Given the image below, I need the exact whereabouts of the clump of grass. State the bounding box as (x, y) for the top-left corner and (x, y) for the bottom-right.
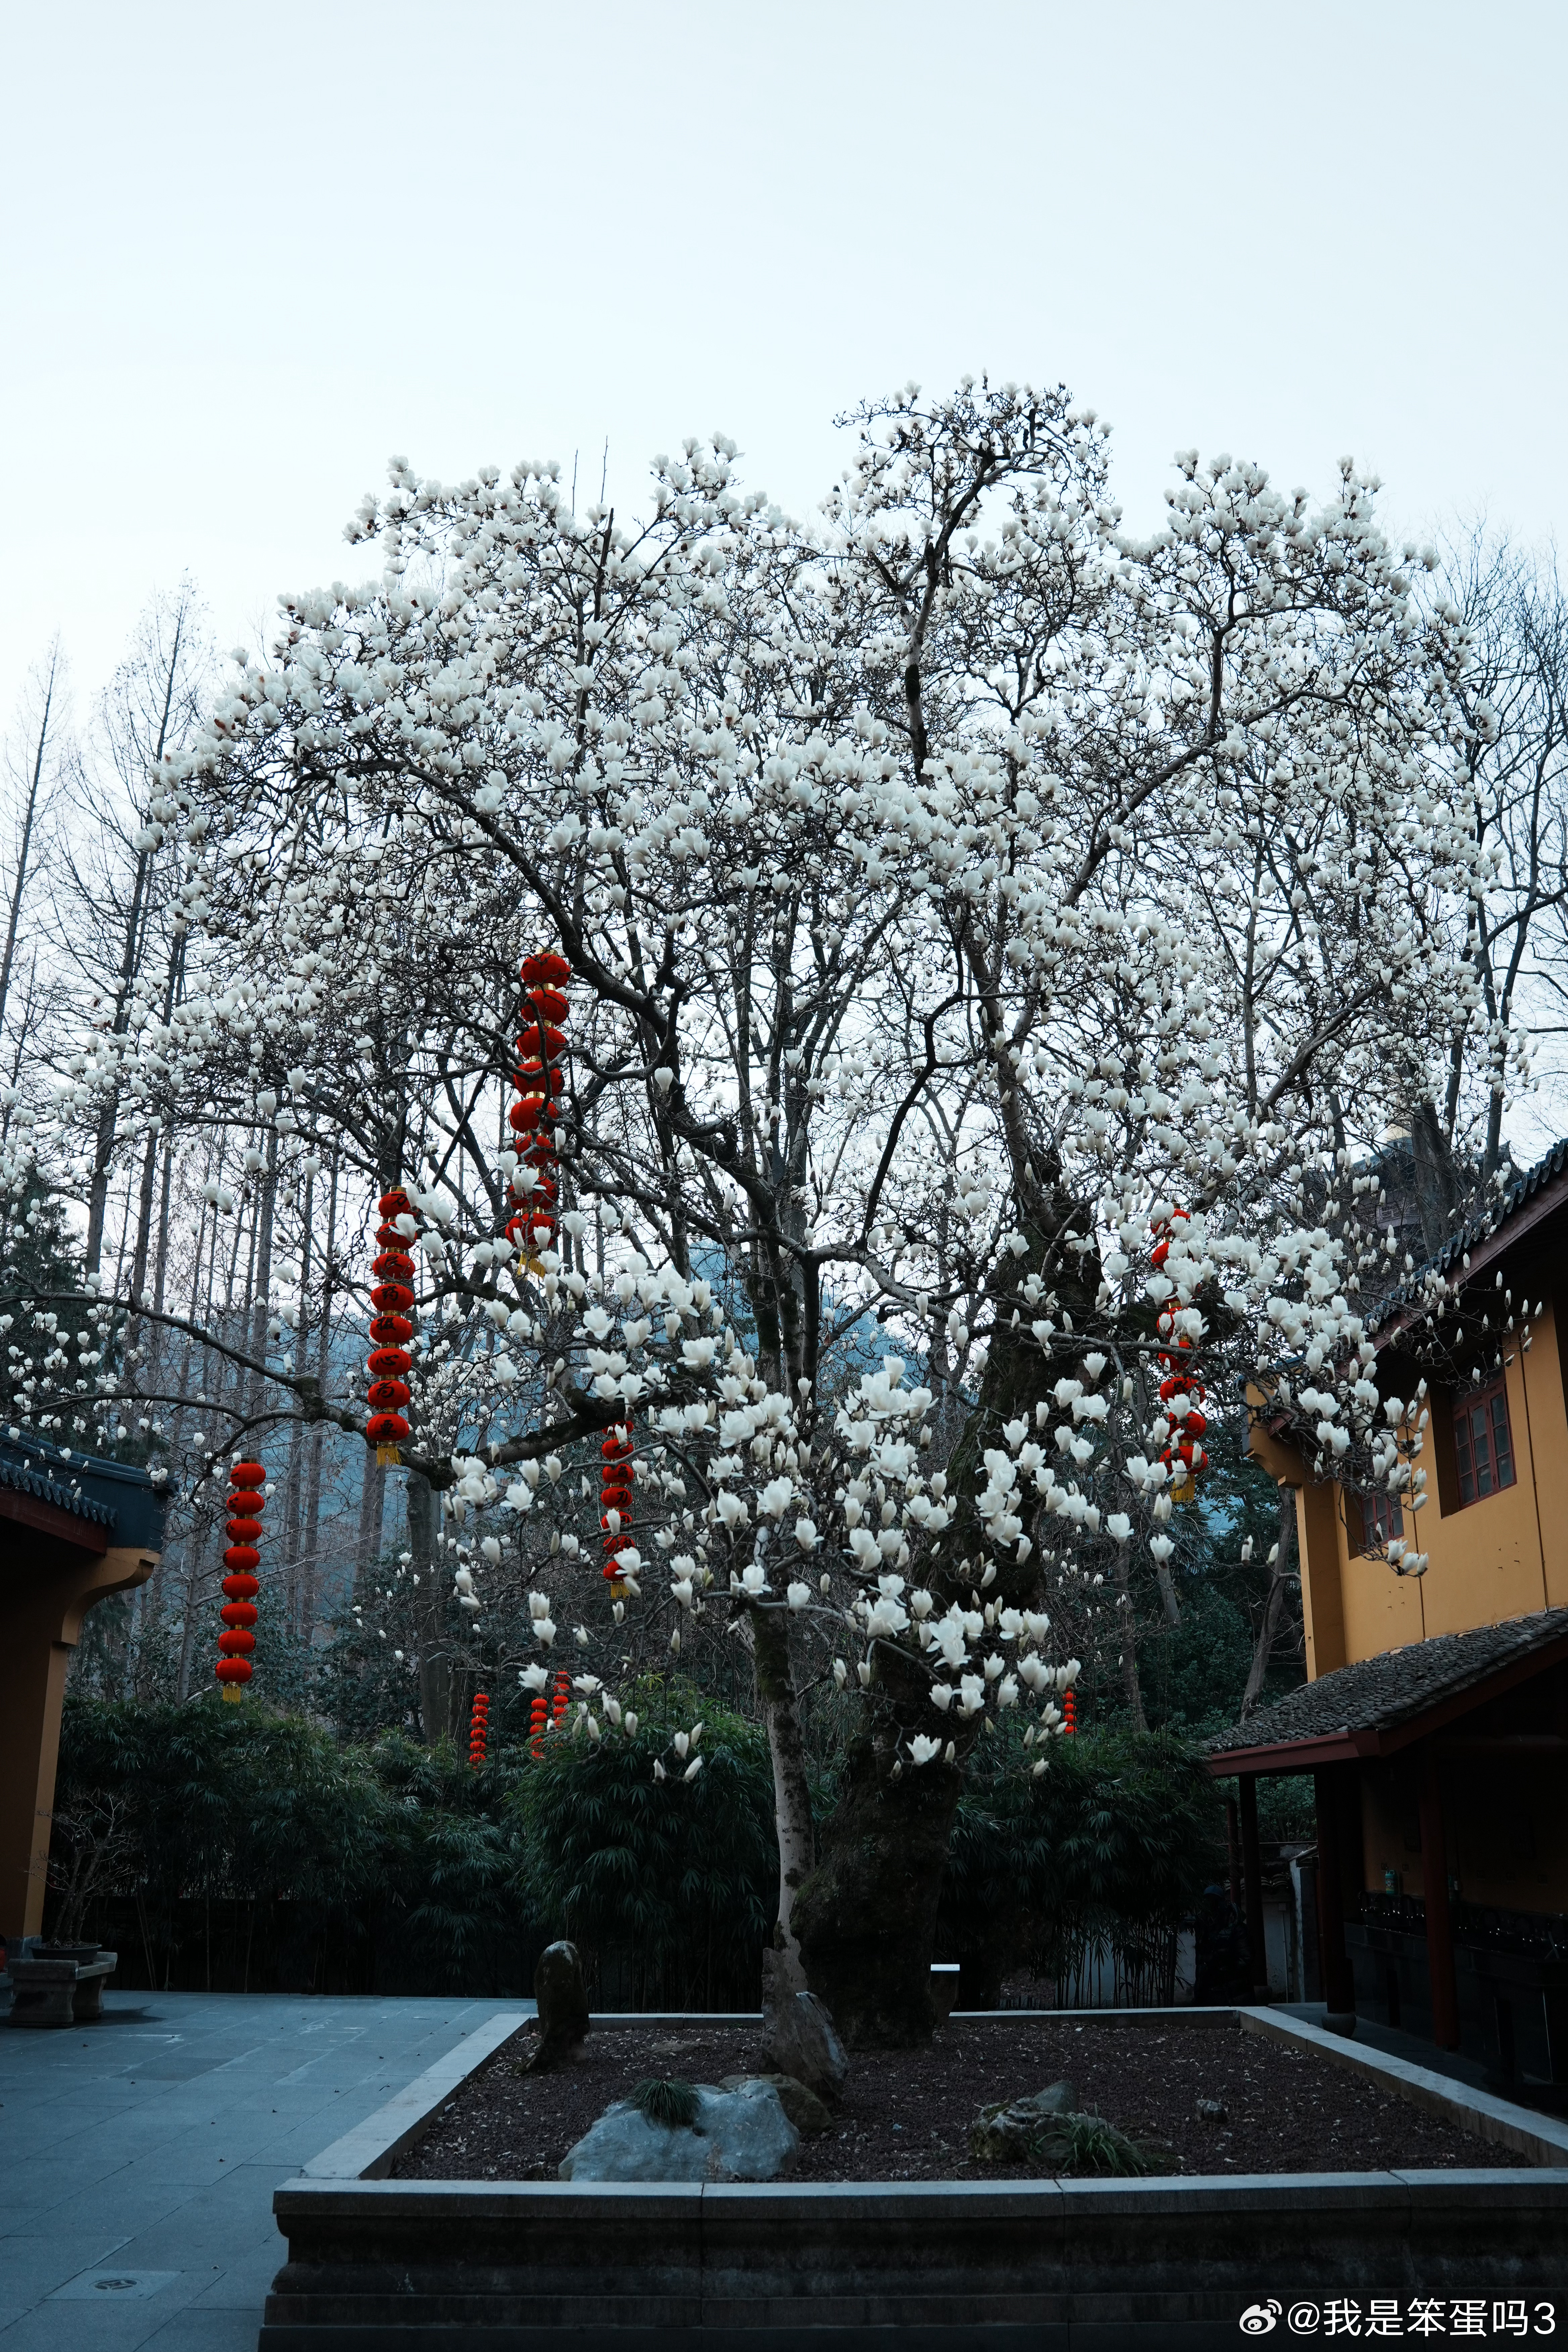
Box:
(630, 2076), (701, 2129)
(971, 2100), (1177, 2176)
(1050, 2111), (1174, 2177)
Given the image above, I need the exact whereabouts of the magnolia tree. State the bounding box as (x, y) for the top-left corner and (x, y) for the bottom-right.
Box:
(5, 380), (1509, 2042)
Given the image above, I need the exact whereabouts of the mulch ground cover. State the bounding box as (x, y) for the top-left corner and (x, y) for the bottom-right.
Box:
(391, 2017), (1521, 2182)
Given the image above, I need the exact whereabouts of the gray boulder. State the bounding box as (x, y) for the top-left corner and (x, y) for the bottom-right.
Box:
(760, 1951), (848, 2100)
(526, 1940), (590, 2071)
(969, 2078), (1077, 2163)
(720, 2070), (835, 2136)
(559, 2079), (798, 2182)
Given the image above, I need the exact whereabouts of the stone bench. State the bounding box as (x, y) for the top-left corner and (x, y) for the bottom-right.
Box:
(8, 1951), (117, 2027)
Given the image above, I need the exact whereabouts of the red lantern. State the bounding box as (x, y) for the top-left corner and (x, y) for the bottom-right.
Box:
(366, 1188), (417, 1464)
(468, 1690), (490, 1771)
(1063, 1689), (1077, 1736)
(216, 1460), (266, 1701)
(506, 952), (570, 1259)
(529, 1688), (549, 1759)
(600, 1422), (635, 1596)
(1149, 1210), (1208, 1503)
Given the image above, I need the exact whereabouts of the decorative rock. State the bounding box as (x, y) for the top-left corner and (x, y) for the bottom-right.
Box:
(1195, 2096), (1228, 2123)
(761, 1952), (848, 2100)
(526, 1940), (590, 2071)
(559, 2079), (798, 2182)
(720, 2071), (835, 2136)
(968, 2079), (1078, 2163)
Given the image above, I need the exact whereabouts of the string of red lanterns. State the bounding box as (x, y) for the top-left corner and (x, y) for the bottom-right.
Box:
(508, 951), (570, 1261)
(600, 1420), (635, 1599)
(367, 1185), (417, 1468)
(468, 1690), (490, 1772)
(1062, 1688), (1077, 1736)
(529, 1669), (572, 1760)
(1151, 1207), (1207, 1504)
(216, 1460), (266, 1702)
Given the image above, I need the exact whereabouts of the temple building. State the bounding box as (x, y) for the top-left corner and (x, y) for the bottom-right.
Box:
(0, 1437), (166, 1949)
(1215, 1140), (1568, 2101)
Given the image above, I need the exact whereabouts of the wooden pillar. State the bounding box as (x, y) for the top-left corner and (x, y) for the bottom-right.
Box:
(1238, 1774), (1270, 2001)
(1419, 1747), (1460, 2051)
(0, 1536), (157, 1941)
(1313, 1765), (1356, 2029)
(1225, 1796), (1242, 1910)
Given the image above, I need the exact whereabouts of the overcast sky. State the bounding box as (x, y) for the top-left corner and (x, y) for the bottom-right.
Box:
(3, 0), (1564, 734)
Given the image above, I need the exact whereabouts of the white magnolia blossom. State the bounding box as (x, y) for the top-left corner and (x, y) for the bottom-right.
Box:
(5, 378), (1522, 1958)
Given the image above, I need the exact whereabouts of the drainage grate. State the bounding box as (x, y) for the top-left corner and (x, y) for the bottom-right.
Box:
(52, 2269), (181, 2300)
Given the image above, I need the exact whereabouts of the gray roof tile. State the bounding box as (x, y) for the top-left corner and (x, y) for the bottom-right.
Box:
(1208, 1606), (1568, 1754)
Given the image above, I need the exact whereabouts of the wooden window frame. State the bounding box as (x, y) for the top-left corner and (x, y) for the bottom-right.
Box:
(1451, 1374), (1517, 1509)
(1352, 1485), (1405, 1557)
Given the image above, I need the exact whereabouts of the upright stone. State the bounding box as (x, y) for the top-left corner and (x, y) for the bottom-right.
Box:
(528, 1940), (590, 2070)
(761, 1950), (848, 2099)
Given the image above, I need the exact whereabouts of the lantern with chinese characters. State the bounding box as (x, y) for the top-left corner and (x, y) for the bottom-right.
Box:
(507, 952), (570, 1260)
(600, 1421), (634, 1597)
(367, 1186), (417, 1466)
(468, 1690), (490, 1772)
(216, 1460), (266, 1701)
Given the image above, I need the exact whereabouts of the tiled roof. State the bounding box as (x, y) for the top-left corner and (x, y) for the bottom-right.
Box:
(1379, 1136), (1568, 1327)
(1208, 1607), (1568, 1756)
(0, 1450), (117, 1529)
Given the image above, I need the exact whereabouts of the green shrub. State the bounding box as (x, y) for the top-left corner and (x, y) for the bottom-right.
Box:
(937, 1724), (1222, 2004)
(512, 1681), (777, 2008)
(49, 1695), (538, 1995)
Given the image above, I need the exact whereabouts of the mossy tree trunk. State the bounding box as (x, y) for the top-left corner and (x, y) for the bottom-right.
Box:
(794, 1192), (1100, 2046)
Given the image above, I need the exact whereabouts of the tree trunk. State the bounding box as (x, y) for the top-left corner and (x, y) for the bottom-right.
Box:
(1242, 1489), (1300, 1716)
(748, 1598), (814, 1985)
(356, 1457), (386, 1581)
(300, 1150), (339, 1645)
(792, 1199), (1099, 2045)
(1113, 1542), (1149, 1730)
(85, 845), (153, 1279)
(0, 646), (58, 1043)
(247, 1130), (278, 1423)
(793, 1633), (977, 2046)
(1410, 1099), (1462, 1258)
(408, 1473), (453, 1743)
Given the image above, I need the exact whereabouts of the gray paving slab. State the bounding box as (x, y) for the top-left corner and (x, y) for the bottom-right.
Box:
(0, 1988), (525, 2347)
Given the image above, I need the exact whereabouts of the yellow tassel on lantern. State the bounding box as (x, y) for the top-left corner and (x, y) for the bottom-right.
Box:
(220, 1685), (243, 1705)
(1170, 1469), (1196, 1505)
(376, 1442), (403, 1468)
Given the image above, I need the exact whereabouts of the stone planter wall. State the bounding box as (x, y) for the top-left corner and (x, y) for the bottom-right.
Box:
(259, 2008), (1568, 2349)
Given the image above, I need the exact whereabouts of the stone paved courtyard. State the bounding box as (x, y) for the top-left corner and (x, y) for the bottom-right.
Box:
(0, 1988), (516, 2349)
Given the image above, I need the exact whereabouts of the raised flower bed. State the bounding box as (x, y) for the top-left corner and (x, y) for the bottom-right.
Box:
(259, 2008), (1568, 2347)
